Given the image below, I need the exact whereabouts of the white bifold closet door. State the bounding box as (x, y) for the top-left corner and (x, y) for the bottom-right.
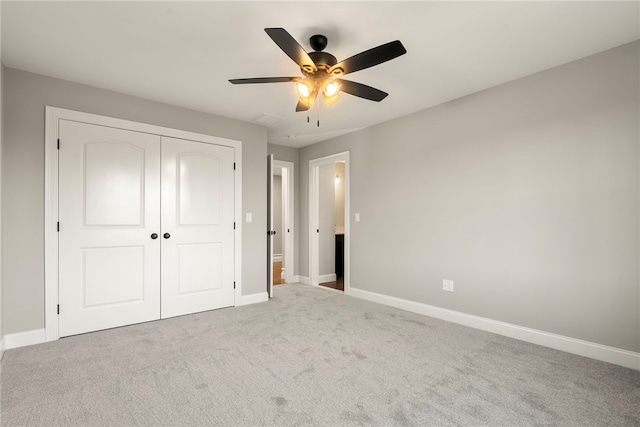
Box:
(58, 120), (234, 338)
(160, 136), (235, 319)
(58, 121), (161, 337)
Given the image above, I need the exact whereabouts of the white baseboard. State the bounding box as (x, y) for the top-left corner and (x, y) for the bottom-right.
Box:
(273, 254), (283, 262)
(293, 275), (309, 285)
(4, 328), (46, 350)
(349, 287), (640, 371)
(318, 273), (336, 283)
(0, 336), (5, 359)
(237, 292), (268, 306)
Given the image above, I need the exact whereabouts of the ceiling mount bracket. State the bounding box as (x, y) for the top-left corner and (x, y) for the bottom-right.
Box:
(309, 34), (328, 52)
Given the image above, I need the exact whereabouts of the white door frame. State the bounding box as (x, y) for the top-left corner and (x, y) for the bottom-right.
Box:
(44, 106), (243, 342)
(309, 151), (350, 293)
(273, 160), (295, 284)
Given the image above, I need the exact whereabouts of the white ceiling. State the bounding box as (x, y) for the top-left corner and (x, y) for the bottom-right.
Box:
(2, 1), (639, 148)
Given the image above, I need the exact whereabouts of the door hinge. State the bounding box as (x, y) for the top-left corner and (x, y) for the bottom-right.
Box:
(57, 139), (60, 149)
(233, 281), (236, 289)
(233, 162), (236, 170)
(57, 222), (60, 232)
(234, 222), (236, 229)
(57, 304), (60, 315)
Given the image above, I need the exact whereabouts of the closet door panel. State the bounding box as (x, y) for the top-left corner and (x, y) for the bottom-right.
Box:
(178, 154), (222, 225)
(161, 136), (235, 318)
(58, 120), (161, 337)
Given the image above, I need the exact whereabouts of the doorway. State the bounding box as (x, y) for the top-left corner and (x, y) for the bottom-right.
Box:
(268, 157), (295, 296)
(309, 151), (349, 293)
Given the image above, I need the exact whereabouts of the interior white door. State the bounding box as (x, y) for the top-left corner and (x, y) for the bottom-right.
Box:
(267, 154), (274, 298)
(58, 120), (161, 337)
(160, 136), (235, 318)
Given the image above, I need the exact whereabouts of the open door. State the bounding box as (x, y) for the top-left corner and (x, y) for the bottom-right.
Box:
(267, 154), (274, 298)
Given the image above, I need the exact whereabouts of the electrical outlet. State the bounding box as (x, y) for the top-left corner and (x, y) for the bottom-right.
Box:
(442, 279), (454, 292)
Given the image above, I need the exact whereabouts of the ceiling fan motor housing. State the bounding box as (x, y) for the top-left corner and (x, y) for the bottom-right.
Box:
(310, 34), (328, 51)
(307, 51), (337, 72)
(305, 35), (343, 75)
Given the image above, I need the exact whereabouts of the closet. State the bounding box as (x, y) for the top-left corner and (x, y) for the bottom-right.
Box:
(57, 119), (235, 337)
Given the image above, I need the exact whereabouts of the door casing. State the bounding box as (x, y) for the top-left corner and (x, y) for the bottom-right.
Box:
(309, 151), (350, 293)
(45, 106), (243, 342)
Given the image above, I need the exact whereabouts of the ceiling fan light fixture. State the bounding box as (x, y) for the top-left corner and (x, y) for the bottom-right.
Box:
(323, 92), (340, 107)
(298, 89), (318, 108)
(296, 79), (313, 98)
(323, 79), (340, 97)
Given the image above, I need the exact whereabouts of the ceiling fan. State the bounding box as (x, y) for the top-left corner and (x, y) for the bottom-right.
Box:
(229, 28), (407, 112)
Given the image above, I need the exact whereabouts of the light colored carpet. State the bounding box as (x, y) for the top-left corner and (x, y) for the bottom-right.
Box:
(1, 283), (639, 426)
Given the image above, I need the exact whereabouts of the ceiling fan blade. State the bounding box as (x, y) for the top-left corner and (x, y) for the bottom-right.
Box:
(337, 79), (388, 102)
(229, 77), (299, 84)
(330, 40), (406, 75)
(265, 28), (317, 73)
(296, 100), (310, 112)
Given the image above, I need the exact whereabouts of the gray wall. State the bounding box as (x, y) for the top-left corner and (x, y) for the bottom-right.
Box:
(335, 162), (345, 232)
(299, 41), (640, 352)
(267, 143), (300, 277)
(2, 67), (268, 335)
(319, 163), (335, 276)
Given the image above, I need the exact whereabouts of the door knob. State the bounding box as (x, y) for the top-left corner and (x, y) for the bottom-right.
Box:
(163, 233), (171, 239)
(150, 233), (158, 240)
